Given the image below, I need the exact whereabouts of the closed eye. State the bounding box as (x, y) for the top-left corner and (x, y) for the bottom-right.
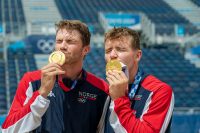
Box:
(56, 40), (62, 44)
(105, 48), (112, 53)
(66, 39), (76, 44)
(116, 47), (126, 51)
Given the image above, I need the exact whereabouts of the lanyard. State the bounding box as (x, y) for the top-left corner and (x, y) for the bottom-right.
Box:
(70, 70), (83, 89)
(129, 68), (143, 100)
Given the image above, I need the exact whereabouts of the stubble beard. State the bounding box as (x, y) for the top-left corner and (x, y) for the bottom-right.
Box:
(64, 48), (83, 65)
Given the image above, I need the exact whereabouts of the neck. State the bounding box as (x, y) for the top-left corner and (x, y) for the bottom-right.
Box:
(61, 62), (83, 81)
(128, 64), (139, 84)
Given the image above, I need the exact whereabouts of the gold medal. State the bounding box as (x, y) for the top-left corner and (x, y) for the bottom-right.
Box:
(106, 60), (122, 72)
(49, 51), (66, 64)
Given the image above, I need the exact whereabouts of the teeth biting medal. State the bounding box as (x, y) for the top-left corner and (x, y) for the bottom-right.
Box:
(49, 51), (66, 64)
(106, 60), (122, 72)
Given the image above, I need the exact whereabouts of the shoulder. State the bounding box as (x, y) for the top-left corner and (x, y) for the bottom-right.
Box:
(140, 75), (173, 95)
(86, 71), (109, 95)
(15, 70), (41, 97)
(22, 70), (41, 83)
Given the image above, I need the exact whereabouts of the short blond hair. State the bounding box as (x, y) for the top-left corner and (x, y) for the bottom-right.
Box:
(105, 26), (140, 50)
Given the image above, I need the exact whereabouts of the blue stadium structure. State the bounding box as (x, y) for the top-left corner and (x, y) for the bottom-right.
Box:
(191, 0), (200, 7)
(0, 0), (200, 132)
(55, 0), (199, 35)
(0, 0), (25, 33)
(6, 47), (37, 107)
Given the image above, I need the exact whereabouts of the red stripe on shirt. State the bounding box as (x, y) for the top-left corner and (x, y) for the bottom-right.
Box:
(2, 71), (41, 129)
(58, 81), (71, 91)
(86, 71), (109, 95)
(134, 98), (141, 100)
(87, 97), (97, 100)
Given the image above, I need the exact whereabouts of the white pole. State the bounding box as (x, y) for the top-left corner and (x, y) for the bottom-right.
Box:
(3, 22), (7, 61)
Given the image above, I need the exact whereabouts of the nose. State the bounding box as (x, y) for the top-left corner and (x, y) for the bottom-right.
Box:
(110, 49), (118, 60)
(60, 41), (68, 50)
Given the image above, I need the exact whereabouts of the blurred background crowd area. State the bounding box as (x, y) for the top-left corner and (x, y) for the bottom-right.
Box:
(0, 0), (200, 132)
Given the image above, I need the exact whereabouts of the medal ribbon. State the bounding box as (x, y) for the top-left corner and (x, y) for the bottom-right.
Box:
(129, 68), (143, 100)
(70, 70), (83, 89)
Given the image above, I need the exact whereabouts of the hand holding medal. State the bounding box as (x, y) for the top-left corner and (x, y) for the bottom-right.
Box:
(39, 51), (65, 98)
(106, 60), (128, 101)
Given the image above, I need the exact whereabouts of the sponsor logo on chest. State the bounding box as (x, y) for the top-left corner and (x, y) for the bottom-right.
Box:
(78, 91), (97, 103)
(134, 95), (142, 100)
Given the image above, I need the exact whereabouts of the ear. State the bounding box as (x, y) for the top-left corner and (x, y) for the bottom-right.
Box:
(135, 50), (142, 62)
(83, 45), (90, 56)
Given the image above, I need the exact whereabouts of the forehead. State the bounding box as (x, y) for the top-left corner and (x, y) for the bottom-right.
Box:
(56, 29), (81, 39)
(105, 36), (132, 48)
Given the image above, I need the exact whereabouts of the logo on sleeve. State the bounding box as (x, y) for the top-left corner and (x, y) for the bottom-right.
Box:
(78, 91), (97, 103)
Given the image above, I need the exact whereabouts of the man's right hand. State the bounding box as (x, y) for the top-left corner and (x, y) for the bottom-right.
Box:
(106, 70), (128, 101)
(38, 62), (65, 99)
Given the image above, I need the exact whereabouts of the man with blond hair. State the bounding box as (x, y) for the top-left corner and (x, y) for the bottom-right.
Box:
(104, 27), (174, 133)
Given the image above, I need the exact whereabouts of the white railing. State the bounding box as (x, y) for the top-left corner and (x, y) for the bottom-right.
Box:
(140, 13), (156, 45)
(27, 21), (57, 35)
(173, 107), (200, 114)
(98, 12), (110, 33)
(181, 31), (200, 50)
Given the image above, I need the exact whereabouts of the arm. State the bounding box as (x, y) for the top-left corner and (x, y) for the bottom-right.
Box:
(109, 86), (174, 133)
(2, 62), (65, 133)
(2, 73), (50, 133)
(106, 71), (174, 133)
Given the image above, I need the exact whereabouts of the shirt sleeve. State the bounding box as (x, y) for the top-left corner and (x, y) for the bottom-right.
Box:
(109, 85), (174, 133)
(1, 73), (50, 133)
